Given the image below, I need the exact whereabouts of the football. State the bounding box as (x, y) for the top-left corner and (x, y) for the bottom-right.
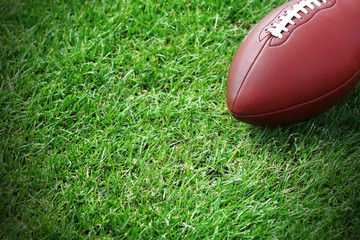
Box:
(226, 0), (360, 126)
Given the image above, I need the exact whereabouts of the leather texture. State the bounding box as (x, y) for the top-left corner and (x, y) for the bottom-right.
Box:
(227, 0), (360, 126)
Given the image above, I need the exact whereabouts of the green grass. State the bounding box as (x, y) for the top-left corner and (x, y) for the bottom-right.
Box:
(1, 0), (360, 239)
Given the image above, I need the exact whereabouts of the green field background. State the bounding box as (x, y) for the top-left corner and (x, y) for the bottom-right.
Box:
(1, 0), (360, 239)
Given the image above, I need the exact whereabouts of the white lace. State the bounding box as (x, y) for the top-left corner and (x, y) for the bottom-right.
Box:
(268, 0), (327, 39)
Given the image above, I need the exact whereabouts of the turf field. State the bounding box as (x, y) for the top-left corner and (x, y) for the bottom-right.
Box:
(1, 0), (360, 239)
